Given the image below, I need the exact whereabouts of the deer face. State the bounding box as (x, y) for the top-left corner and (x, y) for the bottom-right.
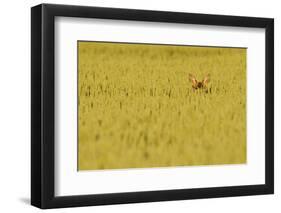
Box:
(188, 73), (210, 90)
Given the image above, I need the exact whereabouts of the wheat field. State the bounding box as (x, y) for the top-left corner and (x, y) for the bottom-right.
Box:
(78, 41), (246, 171)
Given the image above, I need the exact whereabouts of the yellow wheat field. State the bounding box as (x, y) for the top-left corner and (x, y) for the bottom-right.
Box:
(78, 41), (246, 171)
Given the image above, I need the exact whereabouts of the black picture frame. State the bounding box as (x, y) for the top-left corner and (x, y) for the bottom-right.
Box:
(31, 3), (274, 209)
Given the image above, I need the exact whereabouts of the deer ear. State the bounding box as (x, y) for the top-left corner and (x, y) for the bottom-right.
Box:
(203, 74), (210, 85)
(189, 74), (197, 86)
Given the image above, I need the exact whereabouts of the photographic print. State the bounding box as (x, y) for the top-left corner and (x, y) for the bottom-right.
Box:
(31, 4), (273, 208)
(78, 41), (247, 171)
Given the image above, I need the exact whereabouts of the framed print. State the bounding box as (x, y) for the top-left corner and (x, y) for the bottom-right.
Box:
(31, 3), (274, 209)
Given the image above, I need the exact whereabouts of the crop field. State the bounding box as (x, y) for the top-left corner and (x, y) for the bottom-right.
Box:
(78, 41), (246, 171)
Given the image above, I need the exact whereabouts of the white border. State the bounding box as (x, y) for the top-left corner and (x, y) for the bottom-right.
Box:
(55, 17), (265, 196)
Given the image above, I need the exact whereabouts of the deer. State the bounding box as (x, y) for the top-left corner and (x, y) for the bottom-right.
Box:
(188, 73), (211, 91)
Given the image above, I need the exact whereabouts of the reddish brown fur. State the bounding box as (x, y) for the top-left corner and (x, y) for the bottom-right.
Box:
(188, 74), (210, 90)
